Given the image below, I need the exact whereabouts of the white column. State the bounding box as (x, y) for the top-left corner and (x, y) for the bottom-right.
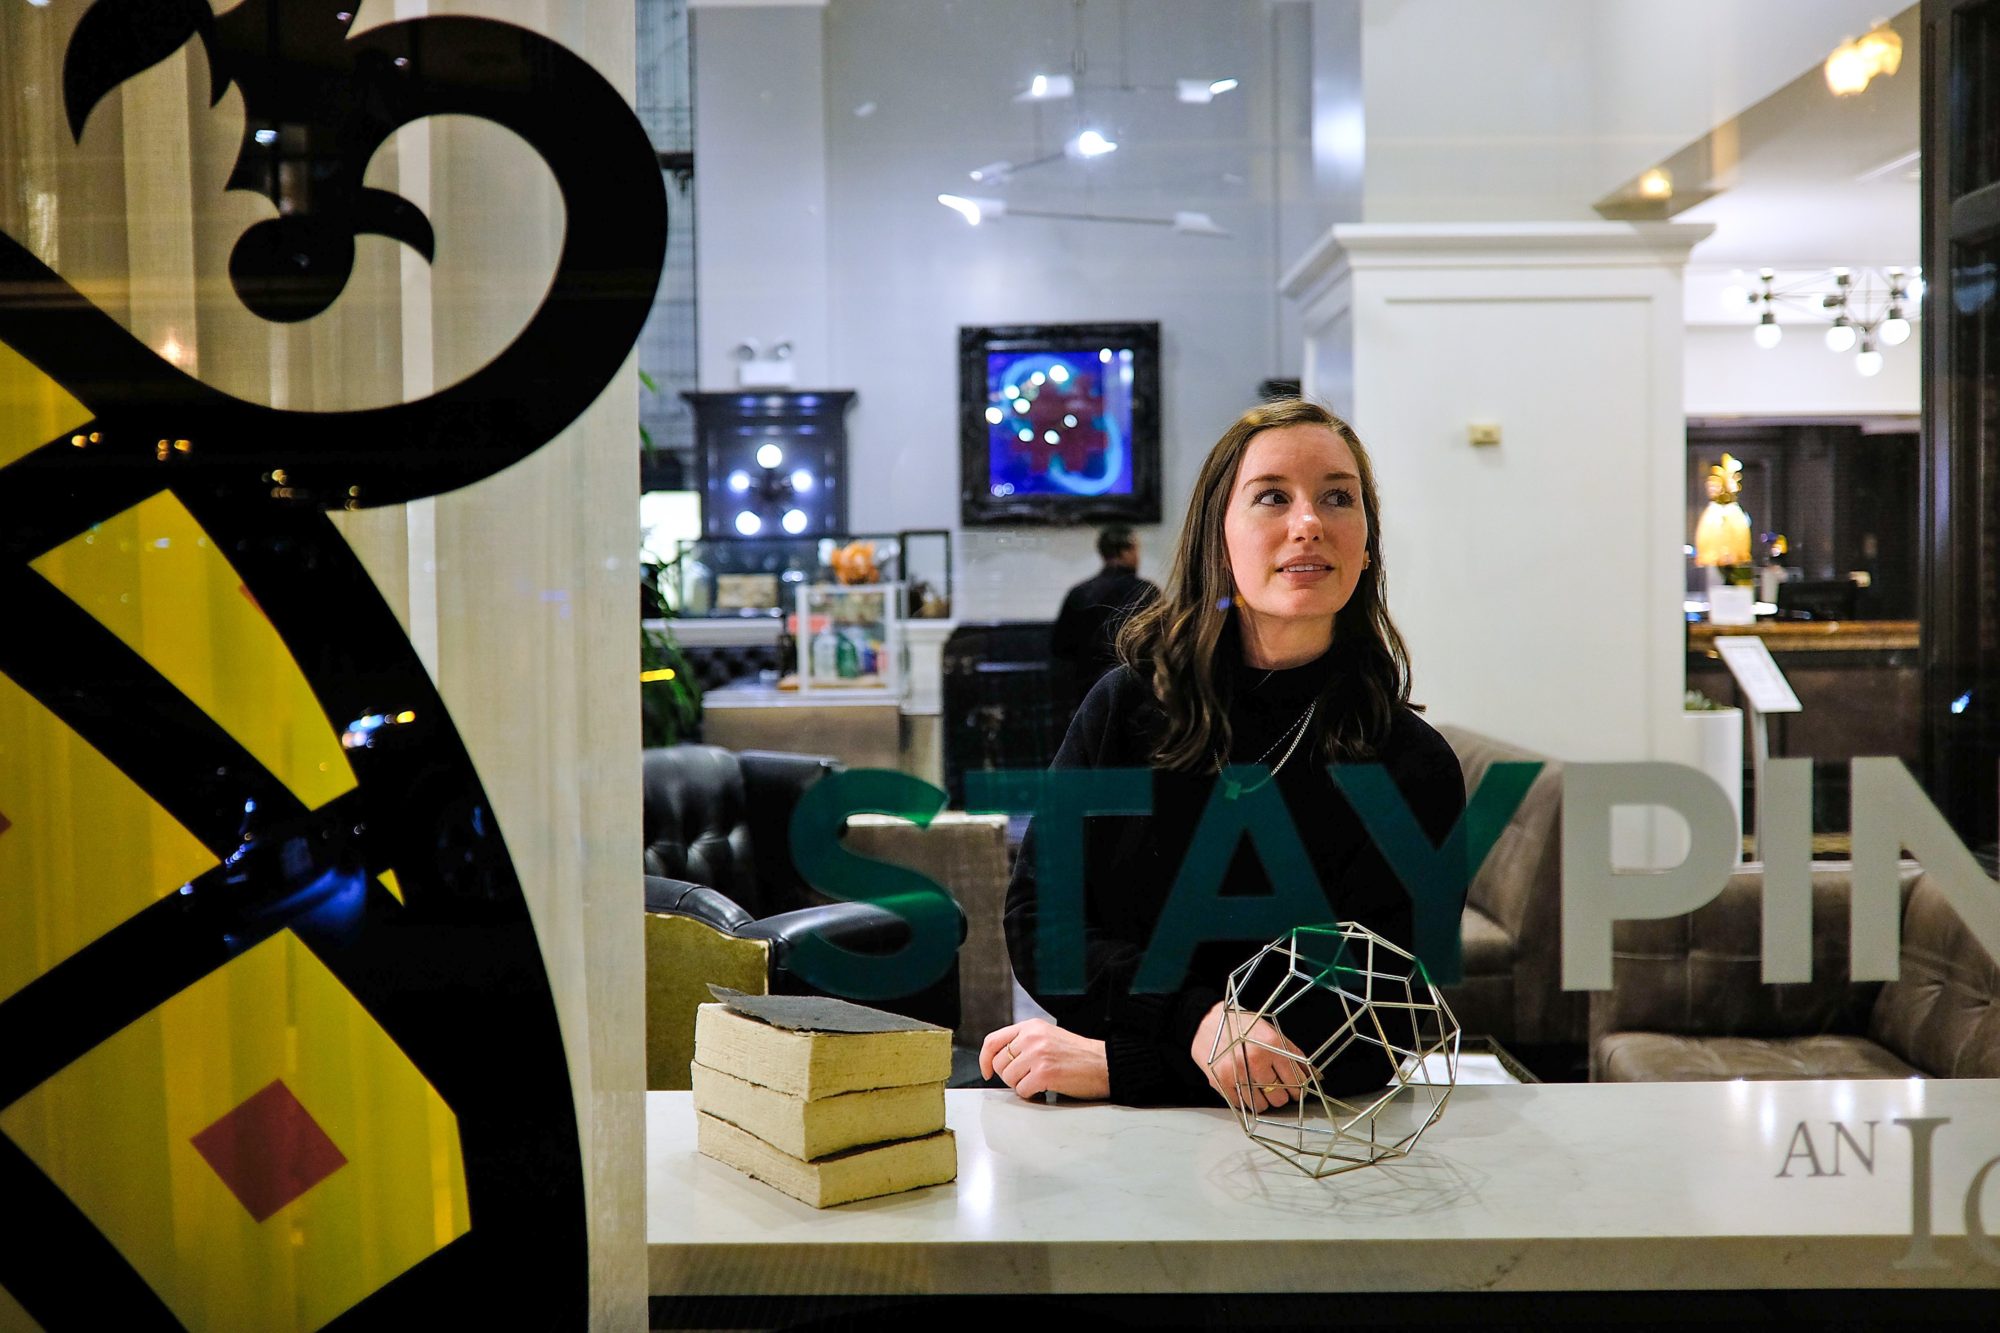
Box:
(1285, 223), (1710, 792)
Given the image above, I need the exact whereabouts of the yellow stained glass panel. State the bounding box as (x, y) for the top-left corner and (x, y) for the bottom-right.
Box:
(0, 339), (89, 473)
(0, 931), (470, 1331)
(0, 670), (217, 1001)
(30, 492), (357, 811)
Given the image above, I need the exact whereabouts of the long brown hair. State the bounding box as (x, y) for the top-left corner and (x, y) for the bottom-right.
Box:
(1115, 398), (1414, 769)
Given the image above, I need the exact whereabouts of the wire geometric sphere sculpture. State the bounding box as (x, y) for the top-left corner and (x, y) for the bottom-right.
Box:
(1205, 923), (1460, 1178)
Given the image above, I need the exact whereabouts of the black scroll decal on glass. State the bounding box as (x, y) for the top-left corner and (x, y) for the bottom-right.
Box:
(0, 2), (666, 1326)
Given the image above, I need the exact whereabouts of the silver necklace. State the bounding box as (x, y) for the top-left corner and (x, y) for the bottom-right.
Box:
(1214, 699), (1317, 800)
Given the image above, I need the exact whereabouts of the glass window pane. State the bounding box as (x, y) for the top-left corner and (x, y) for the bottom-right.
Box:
(1953, 2), (2000, 195)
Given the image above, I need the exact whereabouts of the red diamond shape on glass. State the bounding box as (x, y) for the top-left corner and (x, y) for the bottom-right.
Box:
(0, 809), (11, 836)
(190, 1079), (348, 1222)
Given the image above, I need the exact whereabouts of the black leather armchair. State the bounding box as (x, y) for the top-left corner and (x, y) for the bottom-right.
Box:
(643, 745), (841, 918)
(640, 745), (965, 1088)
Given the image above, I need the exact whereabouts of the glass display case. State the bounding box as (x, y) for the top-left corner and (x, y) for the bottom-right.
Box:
(796, 583), (899, 693)
(661, 529), (951, 620)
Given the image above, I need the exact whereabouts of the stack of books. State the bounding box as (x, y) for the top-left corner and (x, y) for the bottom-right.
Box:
(691, 989), (956, 1208)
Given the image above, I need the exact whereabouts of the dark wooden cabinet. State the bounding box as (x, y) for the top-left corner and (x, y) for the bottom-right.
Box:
(1922, 0), (2000, 858)
(683, 390), (855, 539)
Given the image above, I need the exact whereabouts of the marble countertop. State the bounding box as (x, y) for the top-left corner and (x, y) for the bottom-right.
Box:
(648, 1081), (2000, 1295)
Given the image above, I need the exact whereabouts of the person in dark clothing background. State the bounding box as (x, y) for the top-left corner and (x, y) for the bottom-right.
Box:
(1049, 525), (1160, 716)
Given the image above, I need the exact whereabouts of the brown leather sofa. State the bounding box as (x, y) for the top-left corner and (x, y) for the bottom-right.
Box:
(1435, 725), (1586, 1050)
(1591, 866), (2000, 1080)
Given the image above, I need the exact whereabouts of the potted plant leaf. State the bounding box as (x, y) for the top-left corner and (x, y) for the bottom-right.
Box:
(641, 563), (702, 747)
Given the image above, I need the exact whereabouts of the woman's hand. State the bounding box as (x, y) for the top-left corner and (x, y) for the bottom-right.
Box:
(979, 1019), (1110, 1101)
(1192, 1000), (1309, 1113)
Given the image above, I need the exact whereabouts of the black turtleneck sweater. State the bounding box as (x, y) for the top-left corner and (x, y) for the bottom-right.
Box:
(1003, 641), (1466, 1107)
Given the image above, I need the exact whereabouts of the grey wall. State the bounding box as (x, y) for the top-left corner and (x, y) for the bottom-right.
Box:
(808, 0), (1306, 618)
(692, 4), (831, 388)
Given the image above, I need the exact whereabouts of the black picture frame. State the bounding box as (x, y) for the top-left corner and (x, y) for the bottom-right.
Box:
(958, 321), (1162, 526)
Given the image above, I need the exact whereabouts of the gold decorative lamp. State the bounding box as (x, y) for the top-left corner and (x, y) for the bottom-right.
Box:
(1695, 454), (1757, 623)
(1694, 453), (1753, 570)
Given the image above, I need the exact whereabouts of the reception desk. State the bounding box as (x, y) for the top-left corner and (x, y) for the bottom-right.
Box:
(648, 1080), (2000, 1314)
(1684, 622), (1920, 755)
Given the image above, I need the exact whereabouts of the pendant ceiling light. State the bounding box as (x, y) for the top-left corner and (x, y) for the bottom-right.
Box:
(1825, 22), (1903, 96)
(1723, 266), (1922, 374)
(948, 0), (1233, 241)
(936, 194), (1226, 237)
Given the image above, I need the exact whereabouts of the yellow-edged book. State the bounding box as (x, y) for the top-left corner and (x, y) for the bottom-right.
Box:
(691, 1060), (944, 1161)
(691, 990), (957, 1207)
(691, 995), (951, 1100)
(695, 1113), (957, 1209)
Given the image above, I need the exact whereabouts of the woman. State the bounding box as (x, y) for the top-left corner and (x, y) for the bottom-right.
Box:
(980, 399), (1465, 1109)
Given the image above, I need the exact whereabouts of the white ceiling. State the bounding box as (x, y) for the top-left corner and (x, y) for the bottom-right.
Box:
(1601, 7), (1922, 323)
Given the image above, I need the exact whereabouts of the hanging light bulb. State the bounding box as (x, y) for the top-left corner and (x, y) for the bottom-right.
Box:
(1880, 307), (1912, 346)
(1753, 311), (1783, 349)
(1016, 73), (1075, 102)
(1855, 338), (1884, 377)
(937, 194), (1005, 226)
(1718, 281), (1750, 310)
(1825, 315), (1857, 353)
(1070, 129), (1118, 158)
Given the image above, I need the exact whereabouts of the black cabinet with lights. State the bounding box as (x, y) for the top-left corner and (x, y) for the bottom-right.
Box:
(684, 390), (855, 539)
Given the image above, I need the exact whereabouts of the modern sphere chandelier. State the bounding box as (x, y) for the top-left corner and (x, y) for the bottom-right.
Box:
(1720, 266), (1922, 376)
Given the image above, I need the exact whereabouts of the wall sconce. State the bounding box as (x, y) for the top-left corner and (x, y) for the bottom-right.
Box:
(733, 337), (795, 388)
